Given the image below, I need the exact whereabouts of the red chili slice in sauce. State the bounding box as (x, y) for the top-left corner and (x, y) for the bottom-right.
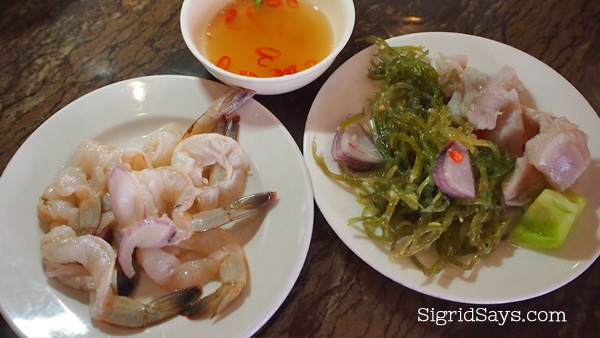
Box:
(225, 8), (237, 23)
(256, 47), (282, 67)
(255, 47), (282, 58)
(246, 5), (254, 17)
(272, 68), (284, 77)
(283, 64), (297, 75)
(216, 56), (231, 70)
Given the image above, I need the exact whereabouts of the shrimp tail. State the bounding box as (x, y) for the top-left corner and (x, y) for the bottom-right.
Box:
(215, 114), (241, 140)
(181, 282), (245, 319)
(100, 286), (201, 328)
(182, 87), (255, 139)
(225, 115), (240, 140)
(209, 115), (241, 183)
(191, 191), (277, 232)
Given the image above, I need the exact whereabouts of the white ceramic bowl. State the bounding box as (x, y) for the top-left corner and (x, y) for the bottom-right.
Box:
(180, 0), (355, 95)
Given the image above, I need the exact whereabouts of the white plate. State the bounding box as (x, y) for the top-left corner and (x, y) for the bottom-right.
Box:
(303, 32), (600, 304)
(0, 76), (314, 337)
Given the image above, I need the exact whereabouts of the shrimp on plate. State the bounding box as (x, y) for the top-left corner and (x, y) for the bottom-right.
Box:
(171, 133), (249, 211)
(108, 165), (198, 241)
(37, 140), (152, 235)
(38, 86), (280, 328)
(137, 227), (250, 318)
(110, 164), (276, 279)
(142, 123), (183, 168)
(40, 225), (200, 328)
(37, 87), (254, 236)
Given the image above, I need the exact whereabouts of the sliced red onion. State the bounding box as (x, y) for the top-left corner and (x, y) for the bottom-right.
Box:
(432, 140), (476, 199)
(118, 216), (176, 279)
(331, 120), (382, 171)
(108, 166), (145, 228)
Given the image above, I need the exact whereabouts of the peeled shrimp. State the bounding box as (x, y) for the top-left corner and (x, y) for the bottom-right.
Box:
(142, 123), (183, 167)
(38, 88), (251, 236)
(115, 188), (276, 279)
(108, 165), (198, 242)
(172, 133), (249, 211)
(138, 228), (249, 318)
(37, 140), (152, 235)
(40, 225), (199, 328)
(109, 165), (197, 226)
(38, 86), (272, 328)
(72, 140), (151, 192)
(108, 162), (275, 280)
(37, 166), (98, 234)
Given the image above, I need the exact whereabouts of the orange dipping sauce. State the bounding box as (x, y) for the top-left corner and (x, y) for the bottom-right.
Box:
(199, 0), (333, 78)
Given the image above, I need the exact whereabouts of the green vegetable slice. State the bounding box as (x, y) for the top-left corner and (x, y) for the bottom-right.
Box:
(509, 189), (586, 249)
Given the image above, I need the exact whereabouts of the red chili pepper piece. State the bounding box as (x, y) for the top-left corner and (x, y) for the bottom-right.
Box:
(256, 47), (282, 67)
(257, 56), (269, 67)
(225, 8), (237, 23)
(246, 5), (254, 17)
(255, 47), (282, 58)
(283, 64), (297, 75)
(265, 0), (282, 7)
(287, 0), (299, 8)
(272, 68), (284, 77)
(240, 70), (258, 77)
(448, 150), (464, 163)
(216, 56), (231, 70)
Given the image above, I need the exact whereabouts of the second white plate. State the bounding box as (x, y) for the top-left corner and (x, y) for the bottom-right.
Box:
(303, 32), (600, 304)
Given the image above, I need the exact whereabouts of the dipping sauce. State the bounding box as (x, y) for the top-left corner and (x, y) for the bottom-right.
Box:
(200, 0), (333, 78)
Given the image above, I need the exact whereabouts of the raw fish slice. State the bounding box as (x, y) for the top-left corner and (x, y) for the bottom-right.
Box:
(523, 115), (590, 191)
(447, 65), (524, 130)
(501, 157), (548, 206)
(477, 89), (527, 158)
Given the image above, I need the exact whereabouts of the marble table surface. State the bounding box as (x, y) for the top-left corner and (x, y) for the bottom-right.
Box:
(1, 0), (598, 337)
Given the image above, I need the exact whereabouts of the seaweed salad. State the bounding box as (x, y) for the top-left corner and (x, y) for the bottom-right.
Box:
(313, 36), (515, 275)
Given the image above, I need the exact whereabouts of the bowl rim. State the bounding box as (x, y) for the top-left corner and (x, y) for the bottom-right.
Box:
(180, 0), (356, 84)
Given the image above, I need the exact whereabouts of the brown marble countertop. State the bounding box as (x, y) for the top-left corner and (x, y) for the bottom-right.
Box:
(1, 0), (599, 337)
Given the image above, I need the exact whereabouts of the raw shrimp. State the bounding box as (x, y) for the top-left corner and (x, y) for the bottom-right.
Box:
(38, 89), (251, 235)
(38, 140), (152, 235)
(37, 166), (99, 234)
(40, 225), (199, 328)
(142, 123), (183, 167)
(38, 85), (272, 328)
(171, 133), (249, 211)
(71, 140), (151, 192)
(137, 228), (249, 318)
(116, 190), (276, 279)
(189, 191), (276, 232)
(109, 165), (198, 240)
